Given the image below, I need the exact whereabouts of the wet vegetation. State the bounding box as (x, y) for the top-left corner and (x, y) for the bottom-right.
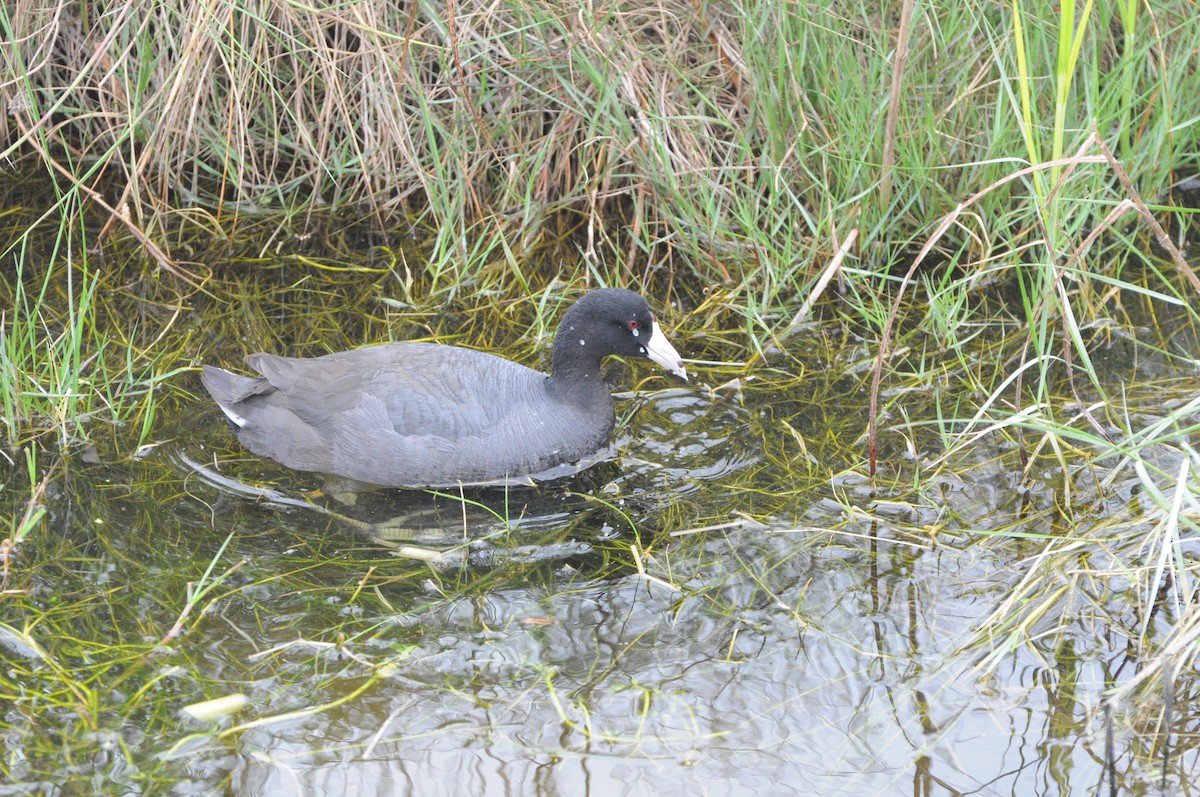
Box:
(3, 0), (1200, 793)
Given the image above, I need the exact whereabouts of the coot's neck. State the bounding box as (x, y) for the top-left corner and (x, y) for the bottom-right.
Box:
(546, 306), (610, 405)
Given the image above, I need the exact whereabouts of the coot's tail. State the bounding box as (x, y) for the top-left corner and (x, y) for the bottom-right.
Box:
(201, 365), (274, 428)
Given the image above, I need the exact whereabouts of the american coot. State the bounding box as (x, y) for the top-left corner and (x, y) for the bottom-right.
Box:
(201, 288), (687, 488)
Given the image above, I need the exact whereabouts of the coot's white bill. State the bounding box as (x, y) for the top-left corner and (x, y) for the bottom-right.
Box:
(645, 320), (688, 381)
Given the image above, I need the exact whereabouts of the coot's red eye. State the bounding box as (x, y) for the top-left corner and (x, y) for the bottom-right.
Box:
(628, 320), (639, 330)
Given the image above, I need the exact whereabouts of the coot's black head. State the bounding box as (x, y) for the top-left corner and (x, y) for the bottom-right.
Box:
(550, 288), (687, 384)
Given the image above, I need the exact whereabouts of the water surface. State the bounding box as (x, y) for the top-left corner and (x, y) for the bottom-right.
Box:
(2, 270), (1196, 796)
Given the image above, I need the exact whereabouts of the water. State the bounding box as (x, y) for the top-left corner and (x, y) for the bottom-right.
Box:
(3, 266), (1197, 795)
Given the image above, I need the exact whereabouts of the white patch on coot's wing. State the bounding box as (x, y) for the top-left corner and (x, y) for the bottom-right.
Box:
(216, 404), (248, 427)
(643, 320), (688, 381)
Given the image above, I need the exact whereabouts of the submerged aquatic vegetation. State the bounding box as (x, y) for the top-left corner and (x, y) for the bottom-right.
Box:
(1, 251), (1199, 792)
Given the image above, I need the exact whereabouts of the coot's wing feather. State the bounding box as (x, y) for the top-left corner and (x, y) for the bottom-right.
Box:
(368, 346), (542, 438)
(247, 343), (543, 439)
(327, 382), (608, 487)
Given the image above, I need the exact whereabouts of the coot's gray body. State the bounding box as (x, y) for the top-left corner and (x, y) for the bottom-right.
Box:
(200, 289), (687, 488)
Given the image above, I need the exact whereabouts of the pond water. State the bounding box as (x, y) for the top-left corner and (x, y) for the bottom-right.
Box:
(3, 264), (1198, 796)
